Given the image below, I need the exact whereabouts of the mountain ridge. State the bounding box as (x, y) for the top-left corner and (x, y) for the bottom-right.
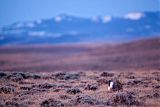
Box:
(0, 11), (159, 45)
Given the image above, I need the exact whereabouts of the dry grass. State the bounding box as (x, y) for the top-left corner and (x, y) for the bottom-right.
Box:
(0, 38), (160, 72)
(0, 38), (159, 106)
(0, 70), (160, 107)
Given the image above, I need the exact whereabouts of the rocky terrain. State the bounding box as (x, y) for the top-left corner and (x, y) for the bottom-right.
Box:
(0, 70), (160, 107)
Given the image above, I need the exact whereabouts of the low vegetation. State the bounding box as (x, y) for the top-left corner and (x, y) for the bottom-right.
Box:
(0, 70), (160, 107)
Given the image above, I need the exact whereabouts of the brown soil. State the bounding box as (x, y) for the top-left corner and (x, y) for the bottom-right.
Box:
(0, 70), (160, 107)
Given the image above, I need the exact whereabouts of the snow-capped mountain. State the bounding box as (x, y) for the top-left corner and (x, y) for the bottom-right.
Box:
(0, 11), (159, 45)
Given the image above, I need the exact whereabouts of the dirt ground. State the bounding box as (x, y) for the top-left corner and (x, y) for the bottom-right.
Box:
(0, 70), (160, 107)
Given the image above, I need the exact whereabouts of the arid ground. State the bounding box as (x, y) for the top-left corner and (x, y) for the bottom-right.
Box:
(0, 70), (160, 107)
(0, 38), (160, 72)
(0, 38), (160, 107)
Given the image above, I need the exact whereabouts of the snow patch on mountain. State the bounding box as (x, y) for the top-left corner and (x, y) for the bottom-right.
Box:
(3, 30), (23, 34)
(124, 12), (144, 20)
(102, 16), (112, 23)
(91, 16), (101, 22)
(26, 22), (35, 28)
(29, 31), (46, 37)
(55, 14), (74, 22)
(29, 31), (62, 38)
(12, 22), (35, 28)
(55, 16), (62, 22)
(36, 20), (42, 24)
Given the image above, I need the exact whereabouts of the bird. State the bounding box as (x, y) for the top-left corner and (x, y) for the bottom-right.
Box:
(108, 79), (123, 91)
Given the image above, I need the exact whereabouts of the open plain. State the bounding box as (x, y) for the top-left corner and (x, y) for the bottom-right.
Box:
(0, 38), (160, 107)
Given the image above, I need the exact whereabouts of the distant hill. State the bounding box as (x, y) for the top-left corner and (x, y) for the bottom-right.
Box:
(0, 11), (160, 45)
(0, 38), (159, 71)
(77, 37), (160, 70)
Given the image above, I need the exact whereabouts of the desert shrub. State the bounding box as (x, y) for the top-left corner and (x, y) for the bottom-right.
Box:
(66, 87), (81, 95)
(75, 95), (102, 105)
(0, 86), (15, 94)
(40, 98), (64, 107)
(84, 83), (98, 91)
(59, 95), (71, 100)
(54, 72), (80, 80)
(100, 72), (114, 77)
(6, 73), (24, 82)
(107, 91), (141, 106)
(97, 78), (108, 85)
(37, 83), (57, 89)
(5, 101), (27, 107)
(0, 72), (7, 79)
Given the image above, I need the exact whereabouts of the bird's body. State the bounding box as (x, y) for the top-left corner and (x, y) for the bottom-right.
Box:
(108, 81), (114, 91)
(108, 80), (122, 91)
